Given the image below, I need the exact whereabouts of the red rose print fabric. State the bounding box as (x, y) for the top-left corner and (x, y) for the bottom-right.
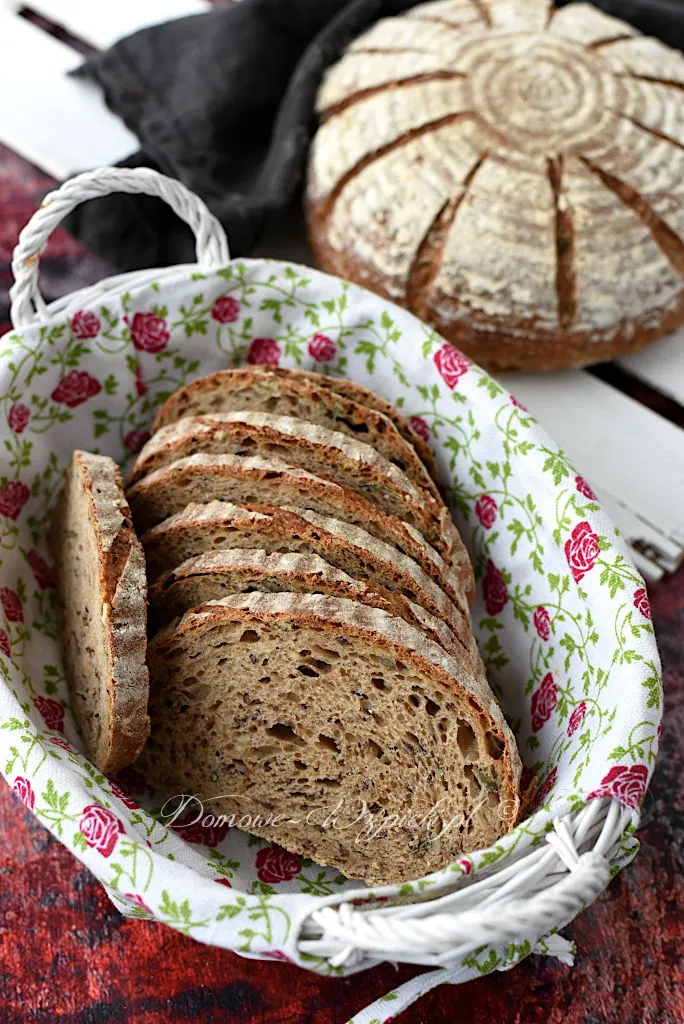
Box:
(27, 549), (53, 590)
(567, 702), (587, 736)
(247, 338), (281, 366)
(633, 588), (651, 620)
(171, 810), (231, 847)
(8, 403), (29, 433)
(531, 672), (558, 732)
(308, 334), (336, 362)
(255, 845), (301, 883)
(211, 296), (240, 324)
(128, 312), (170, 353)
(0, 481), (30, 520)
(482, 560), (508, 616)
(0, 588), (23, 623)
(79, 804), (124, 857)
(565, 521), (600, 583)
(588, 765), (648, 808)
(51, 370), (101, 408)
(34, 696), (64, 733)
(475, 495), (497, 529)
(434, 343), (470, 389)
(408, 416), (430, 442)
(13, 776), (35, 809)
(533, 606), (550, 640)
(71, 310), (101, 339)
(124, 428), (150, 454)
(575, 475), (596, 501)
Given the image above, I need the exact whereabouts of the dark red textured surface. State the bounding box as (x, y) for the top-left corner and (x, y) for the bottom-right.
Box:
(0, 145), (683, 1024)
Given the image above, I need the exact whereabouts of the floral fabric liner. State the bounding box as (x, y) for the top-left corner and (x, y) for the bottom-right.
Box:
(0, 259), (661, 989)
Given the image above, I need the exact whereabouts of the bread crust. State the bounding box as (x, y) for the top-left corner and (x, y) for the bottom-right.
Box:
(130, 453), (474, 602)
(151, 366), (438, 481)
(148, 546), (471, 659)
(306, 1), (684, 371)
(50, 451), (150, 773)
(148, 367), (441, 498)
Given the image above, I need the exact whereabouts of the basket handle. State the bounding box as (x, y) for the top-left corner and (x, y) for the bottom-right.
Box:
(9, 166), (230, 329)
(298, 799), (631, 968)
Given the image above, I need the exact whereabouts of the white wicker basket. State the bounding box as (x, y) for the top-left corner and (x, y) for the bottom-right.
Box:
(0, 168), (661, 1023)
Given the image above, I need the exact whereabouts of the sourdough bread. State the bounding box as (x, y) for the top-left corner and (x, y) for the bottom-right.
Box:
(148, 547), (469, 659)
(141, 496), (464, 627)
(143, 499), (469, 619)
(49, 451), (150, 773)
(307, 0), (684, 371)
(147, 368), (440, 498)
(152, 366), (438, 481)
(138, 591), (521, 885)
(128, 453), (474, 600)
(127, 412), (446, 548)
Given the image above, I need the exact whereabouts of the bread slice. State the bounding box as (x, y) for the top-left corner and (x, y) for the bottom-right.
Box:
(128, 453), (474, 602)
(142, 498), (467, 630)
(138, 591), (521, 885)
(147, 547), (469, 659)
(128, 410), (444, 533)
(127, 412), (465, 566)
(152, 366), (438, 482)
(49, 451), (150, 773)
(147, 367), (440, 498)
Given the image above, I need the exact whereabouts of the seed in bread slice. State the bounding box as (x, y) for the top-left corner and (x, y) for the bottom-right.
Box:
(147, 367), (440, 498)
(152, 366), (438, 482)
(141, 497), (466, 630)
(49, 451), (150, 773)
(148, 547), (468, 659)
(128, 453), (474, 602)
(138, 591), (521, 886)
(127, 411), (466, 570)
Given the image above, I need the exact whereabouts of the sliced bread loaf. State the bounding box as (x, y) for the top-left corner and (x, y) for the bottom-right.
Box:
(128, 453), (474, 601)
(138, 591), (521, 885)
(127, 411), (446, 544)
(147, 547), (469, 659)
(152, 366), (438, 482)
(142, 498), (469, 619)
(49, 451), (150, 773)
(142, 498), (465, 628)
(147, 367), (440, 498)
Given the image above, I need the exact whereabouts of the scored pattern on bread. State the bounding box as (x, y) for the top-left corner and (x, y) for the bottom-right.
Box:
(49, 451), (150, 773)
(148, 547), (471, 659)
(138, 592), (521, 886)
(151, 366), (438, 481)
(307, 0), (684, 371)
(143, 498), (469, 631)
(128, 453), (474, 599)
(147, 367), (440, 498)
(127, 411), (447, 543)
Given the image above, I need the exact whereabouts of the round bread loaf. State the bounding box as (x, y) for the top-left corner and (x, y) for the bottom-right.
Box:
(306, 0), (684, 371)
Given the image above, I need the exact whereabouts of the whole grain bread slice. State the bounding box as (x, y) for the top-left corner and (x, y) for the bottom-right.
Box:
(147, 367), (440, 498)
(128, 453), (474, 602)
(152, 366), (438, 482)
(147, 547), (469, 659)
(127, 411), (447, 546)
(49, 451), (150, 773)
(138, 591), (521, 886)
(141, 498), (465, 628)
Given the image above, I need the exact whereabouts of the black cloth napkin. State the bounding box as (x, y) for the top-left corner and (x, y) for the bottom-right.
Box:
(65, 0), (684, 271)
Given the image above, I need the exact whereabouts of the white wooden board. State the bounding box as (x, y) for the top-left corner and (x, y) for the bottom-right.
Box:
(6, 0), (210, 50)
(0, 10), (138, 178)
(618, 326), (684, 407)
